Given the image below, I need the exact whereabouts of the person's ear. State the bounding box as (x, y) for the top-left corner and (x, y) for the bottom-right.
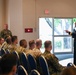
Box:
(12, 66), (17, 75)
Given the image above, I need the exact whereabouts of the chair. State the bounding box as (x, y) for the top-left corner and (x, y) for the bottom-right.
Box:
(6, 49), (10, 54)
(30, 70), (40, 75)
(67, 63), (73, 67)
(27, 54), (37, 70)
(1, 48), (6, 56)
(18, 65), (28, 75)
(12, 51), (20, 66)
(39, 56), (50, 75)
(12, 51), (19, 59)
(20, 52), (29, 72)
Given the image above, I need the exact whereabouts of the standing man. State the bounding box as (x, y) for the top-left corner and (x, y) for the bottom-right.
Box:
(65, 22), (76, 65)
(0, 24), (12, 39)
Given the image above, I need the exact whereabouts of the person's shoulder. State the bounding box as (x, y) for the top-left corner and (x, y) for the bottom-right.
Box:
(1, 29), (5, 32)
(8, 29), (11, 31)
(7, 30), (12, 33)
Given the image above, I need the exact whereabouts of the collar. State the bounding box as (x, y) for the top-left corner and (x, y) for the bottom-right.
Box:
(45, 50), (50, 53)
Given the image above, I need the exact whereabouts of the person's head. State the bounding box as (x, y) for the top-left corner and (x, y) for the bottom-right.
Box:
(4, 24), (8, 30)
(6, 36), (12, 44)
(29, 40), (35, 50)
(0, 37), (4, 45)
(19, 39), (27, 48)
(44, 40), (52, 52)
(0, 54), (17, 75)
(12, 36), (18, 45)
(36, 39), (42, 49)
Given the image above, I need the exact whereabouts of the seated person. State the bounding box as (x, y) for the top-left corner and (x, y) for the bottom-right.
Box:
(28, 40), (35, 50)
(1, 35), (12, 51)
(0, 54), (17, 75)
(42, 40), (65, 75)
(26, 39), (42, 58)
(26, 39), (42, 74)
(11, 36), (18, 52)
(60, 65), (76, 75)
(17, 39), (27, 53)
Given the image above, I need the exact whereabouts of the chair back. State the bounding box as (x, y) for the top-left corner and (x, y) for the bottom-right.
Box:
(39, 56), (50, 75)
(12, 51), (20, 66)
(27, 54), (37, 70)
(13, 51), (19, 59)
(18, 65), (28, 75)
(1, 49), (6, 56)
(67, 63), (73, 67)
(6, 49), (10, 54)
(20, 52), (29, 72)
(30, 70), (40, 75)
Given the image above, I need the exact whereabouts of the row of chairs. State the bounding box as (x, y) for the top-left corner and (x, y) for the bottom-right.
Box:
(18, 65), (40, 75)
(0, 49), (50, 75)
(14, 51), (50, 75)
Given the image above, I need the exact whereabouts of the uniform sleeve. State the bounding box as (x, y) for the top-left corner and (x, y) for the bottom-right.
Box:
(0, 30), (4, 38)
(71, 32), (76, 38)
(10, 31), (12, 37)
(48, 55), (64, 72)
(67, 31), (76, 38)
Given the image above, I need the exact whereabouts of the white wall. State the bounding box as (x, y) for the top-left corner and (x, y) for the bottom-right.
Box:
(23, 0), (76, 41)
(1, 0), (76, 43)
(23, 0), (37, 42)
(0, 0), (6, 31)
(36, 0), (76, 17)
(7, 0), (23, 43)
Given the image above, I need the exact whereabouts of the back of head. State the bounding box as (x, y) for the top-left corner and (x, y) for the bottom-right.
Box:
(0, 54), (18, 74)
(29, 40), (35, 48)
(5, 35), (12, 44)
(44, 40), (52, 48)
(36, 39), (42, 46)
(12, 36), (18, 43)
(19, 39), (27, 48)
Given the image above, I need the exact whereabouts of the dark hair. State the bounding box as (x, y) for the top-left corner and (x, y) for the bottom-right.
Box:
(12, 36), (17, 42)
(0, 54), (17, 74)
(44, 41), (51, 48)
(29, 40), (35, 47)
(6, 38), (12, 44)
(36, 39), (42, 46)
(19, 39), (26, 46)
(5, 35), (11, 41)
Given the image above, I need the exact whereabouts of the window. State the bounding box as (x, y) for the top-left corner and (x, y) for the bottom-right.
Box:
(39, 18), (76, 53)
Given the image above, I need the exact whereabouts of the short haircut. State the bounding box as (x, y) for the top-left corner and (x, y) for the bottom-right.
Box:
(44, 41), (52, 48)
(6, 37), (12, 44)
(12, 36), (17, 42)
(19, 39), (26, 46)
(0, 54), (17, 74)
(36, 39), (42, 46)
(29, 40), (35, 47)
